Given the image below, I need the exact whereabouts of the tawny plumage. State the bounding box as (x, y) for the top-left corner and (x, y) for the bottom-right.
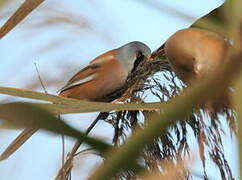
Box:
(0, 41), (151, 160)
(164, 27), (231, 114)
(165, 28), (230, 83)
(59, 51), (128, 100)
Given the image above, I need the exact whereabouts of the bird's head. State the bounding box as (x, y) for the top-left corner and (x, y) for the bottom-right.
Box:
(116, 41), (151, 72)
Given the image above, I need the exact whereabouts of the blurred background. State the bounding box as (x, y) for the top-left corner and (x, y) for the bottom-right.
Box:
(0, 0), (237, 179)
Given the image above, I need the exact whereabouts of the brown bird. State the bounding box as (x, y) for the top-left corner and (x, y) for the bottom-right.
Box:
(0, 41), (151, 160)
(164, 27), (231, 114)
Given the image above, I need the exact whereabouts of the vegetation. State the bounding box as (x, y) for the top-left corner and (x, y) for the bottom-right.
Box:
(0, 1), (241, 179)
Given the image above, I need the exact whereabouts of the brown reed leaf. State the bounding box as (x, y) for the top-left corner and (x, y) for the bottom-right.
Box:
(0, 0), (46, 38)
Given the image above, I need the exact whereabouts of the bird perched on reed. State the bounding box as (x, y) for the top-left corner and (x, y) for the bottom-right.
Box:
(0, 41), (151, 161)
(164, 27), (231, 115)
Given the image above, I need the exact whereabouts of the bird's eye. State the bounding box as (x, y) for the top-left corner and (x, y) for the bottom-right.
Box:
(132, 52), (145, 72)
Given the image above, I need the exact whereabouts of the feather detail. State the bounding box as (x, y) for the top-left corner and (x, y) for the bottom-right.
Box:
(0, 43), (151, 160)
(90, 49), (116, 65)
(58, 73), (97, 93)
(58, 50), (116, 93)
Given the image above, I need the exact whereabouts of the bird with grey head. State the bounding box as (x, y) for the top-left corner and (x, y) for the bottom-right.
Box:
(0, 41), (152, 161)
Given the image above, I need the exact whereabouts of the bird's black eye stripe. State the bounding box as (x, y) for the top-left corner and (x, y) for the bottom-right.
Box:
(132, 51), (145, 72)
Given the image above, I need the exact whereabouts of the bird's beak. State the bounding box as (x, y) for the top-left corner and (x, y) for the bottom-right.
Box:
(146, 56), (153, 62)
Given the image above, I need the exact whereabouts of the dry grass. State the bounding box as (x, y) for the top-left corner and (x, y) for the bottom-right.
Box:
(0, 1), (240, 180)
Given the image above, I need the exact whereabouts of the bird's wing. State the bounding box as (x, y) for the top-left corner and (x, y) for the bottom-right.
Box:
(89, 50), (115, 65)
(57, 64), (100, 93)
(0, 51), (117, 161)
(0, 128), (38, 161)
(58, 50), (116, 93)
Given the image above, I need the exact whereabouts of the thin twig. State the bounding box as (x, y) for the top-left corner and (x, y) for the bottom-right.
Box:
(74, 147), (99, 156)
(61, 134), (65, 165)
(61, 134), (65, 180)
(55, 112), (108, 180)
(34, 63), (66, 179)
(34, 62), (48, 93)
(60, 114), (65, 180)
